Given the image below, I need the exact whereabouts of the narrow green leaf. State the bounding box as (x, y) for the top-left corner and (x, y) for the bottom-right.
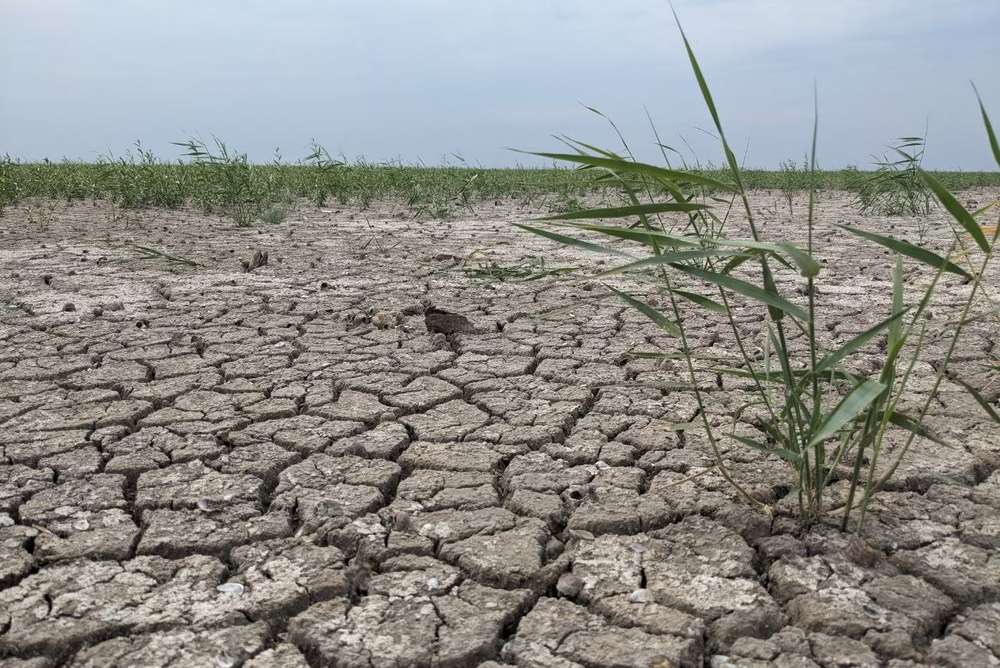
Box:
(606, 285), (681, 337)
(522, 267), (577, 281)
(972, 199), (1000, 218)
(716, 366), (861, 385)
(972, 83), (1000, 170)
(731, 435), (802, 464)
(556, 136), (623, 160)
(597, 249), (745, 277)
(808, 379), (886, 448)
(540, 201), (707, 221)
(513, 223), (633, 258)
(814, 308), (910, 376)
(713, 238), (819, 277)
(675, 22), (719, 131)
(838, 225), (972, 279)
(757, 418), (793, 449)
(133, 245), (202, 267)
(721, 253), (754, 274)
(889, 254), (904, 351)
(915, 169), (990, 253)
(950, 376), (1000, 423)
(619, 183), (663, 241)
(952, 304), (1000, 326)
(672, 264), (808, 320)
(625, 351), (688, 361)
(776, 242), (820, 278)
(671, 9), (753, 202)
(518, 151), (737, 192)
(887, 411), (953, 447)
(760, 264), (785, 322)
(565, 223), (700, 248)
(713, 367), (785, 384)
(673, 289), (727, 313)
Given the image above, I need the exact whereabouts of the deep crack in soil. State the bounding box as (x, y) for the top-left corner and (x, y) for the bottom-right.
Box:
(0, 192), (998, 667)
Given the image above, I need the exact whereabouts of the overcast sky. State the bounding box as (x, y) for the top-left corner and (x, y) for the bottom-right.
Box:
(2, 0), (998, 169)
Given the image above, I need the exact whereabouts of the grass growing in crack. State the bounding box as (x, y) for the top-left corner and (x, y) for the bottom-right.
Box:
(778, 157), (810, 214)
(173, 137), (286, 226)
(257, 202), (290, 225)
(517, 14), (1000, 530)
(461, 252), (576, 282)
(853, 136), (933, 218)
(132, 245), (202, 268)
(356, 219), (402, 256)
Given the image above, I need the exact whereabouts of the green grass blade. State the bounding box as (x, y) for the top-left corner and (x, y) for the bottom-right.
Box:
(757, 417), (793, 449)
(716, 366), (862, 385)
(808, 379), (886, 448)
(540, 201), (707, 221)
(626, 351), (688, 361)
(972, 83), (1000, 170)
(915, 169), (990, 253)
(714, 367), (786, 384)
(513, 223), (633, 258)
(731, 435), (802, 464)
(776, 242), (821, 278)
(564, 223), (699, 248)
(720, 253), (754, 274)
(713, 238), (819, 277)
(597, 249), (746, 276)
(814, 308), (910, 376)
(950, 376), (1000, 423)
(972, 199), (1000, 218)
(672, 264), (808, 321)
(521, 267), (577, 281)
(760, 265), (785, 322)
(673, 289), (727, 313)
(557, 136), (623, 160)
(670, 8), (739, 178)
(672, 13), (719, 131)
(889, 254), (904, 351)
(519, 151), (737, 192)
(838, 225), (972, 278)
(133, 245), (202, 267)
(886, 411), (953, 447)
(606, 285), (681, 337)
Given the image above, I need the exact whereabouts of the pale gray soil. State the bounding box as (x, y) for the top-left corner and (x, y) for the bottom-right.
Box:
(0, 191), (998, 667)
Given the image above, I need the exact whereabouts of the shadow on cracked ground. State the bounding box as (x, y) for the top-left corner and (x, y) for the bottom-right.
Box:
(0, 192), (998, 667)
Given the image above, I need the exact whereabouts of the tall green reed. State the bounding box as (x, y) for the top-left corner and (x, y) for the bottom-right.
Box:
(853, 136), (933, 217)
(517, 13), (1000, 529)
(173, 137), (277, 226)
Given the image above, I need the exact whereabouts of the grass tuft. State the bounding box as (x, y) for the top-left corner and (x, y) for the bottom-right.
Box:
(853, 136), (933, 217)
(516, 14), (1000, 530)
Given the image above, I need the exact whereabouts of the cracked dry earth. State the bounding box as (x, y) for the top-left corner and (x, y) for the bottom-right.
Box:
(0, 191), (998, 668)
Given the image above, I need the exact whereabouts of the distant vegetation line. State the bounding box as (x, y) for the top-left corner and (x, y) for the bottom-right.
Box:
(1, 158), (997, 220)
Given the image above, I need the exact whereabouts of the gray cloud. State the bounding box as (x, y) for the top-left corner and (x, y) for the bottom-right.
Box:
(1, 0), (998, 169)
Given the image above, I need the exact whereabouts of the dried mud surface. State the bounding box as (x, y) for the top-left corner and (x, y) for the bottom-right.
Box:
(0, 192), (998, 668)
